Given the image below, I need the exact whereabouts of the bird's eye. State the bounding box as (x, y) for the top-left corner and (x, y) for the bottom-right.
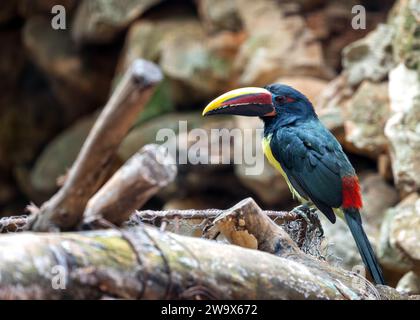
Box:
(275, 96), (295, 104)
(275, 96), (287, 104)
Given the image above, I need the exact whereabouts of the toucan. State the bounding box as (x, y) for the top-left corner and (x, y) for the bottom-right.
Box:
(202, 84), (386, 285)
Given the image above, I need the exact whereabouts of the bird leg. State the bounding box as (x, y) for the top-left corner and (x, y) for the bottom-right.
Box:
(291, 204), (324, 237)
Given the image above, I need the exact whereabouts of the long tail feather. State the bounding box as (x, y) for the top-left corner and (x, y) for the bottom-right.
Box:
(344, 208), (386, 285)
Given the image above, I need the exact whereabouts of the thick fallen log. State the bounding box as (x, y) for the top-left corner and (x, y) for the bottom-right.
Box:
(28, 59), (163, 232)
(0, 196), (410, 300)
(0, 224), (401, 300)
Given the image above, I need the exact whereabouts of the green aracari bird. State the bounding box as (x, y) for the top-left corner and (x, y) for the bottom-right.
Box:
(202, 84), (386, 285)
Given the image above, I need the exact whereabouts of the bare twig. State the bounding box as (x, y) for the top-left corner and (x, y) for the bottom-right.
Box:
(83, 145), (177, 226)
(28, 59), (162, 231)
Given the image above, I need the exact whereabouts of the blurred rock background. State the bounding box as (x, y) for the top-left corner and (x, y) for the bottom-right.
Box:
(0, 0), (419, 290)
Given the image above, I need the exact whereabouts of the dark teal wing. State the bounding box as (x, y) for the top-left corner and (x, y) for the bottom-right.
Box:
(270, 122), (350, 223)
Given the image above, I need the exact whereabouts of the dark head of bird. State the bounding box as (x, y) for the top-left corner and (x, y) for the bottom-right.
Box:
(202, 84), (317, 133)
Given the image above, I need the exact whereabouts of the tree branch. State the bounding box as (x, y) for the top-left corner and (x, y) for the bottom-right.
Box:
(83, 144), (177, 226)
(28, 59), (162, 231)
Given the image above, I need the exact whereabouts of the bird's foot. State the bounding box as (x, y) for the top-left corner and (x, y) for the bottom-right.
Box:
(291, 204), (324, 237)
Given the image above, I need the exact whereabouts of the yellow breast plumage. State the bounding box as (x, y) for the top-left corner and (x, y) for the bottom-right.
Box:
(262, 135), (307, 204)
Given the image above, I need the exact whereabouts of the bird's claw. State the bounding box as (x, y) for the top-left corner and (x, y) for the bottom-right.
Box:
(291, 204), (324, 237)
